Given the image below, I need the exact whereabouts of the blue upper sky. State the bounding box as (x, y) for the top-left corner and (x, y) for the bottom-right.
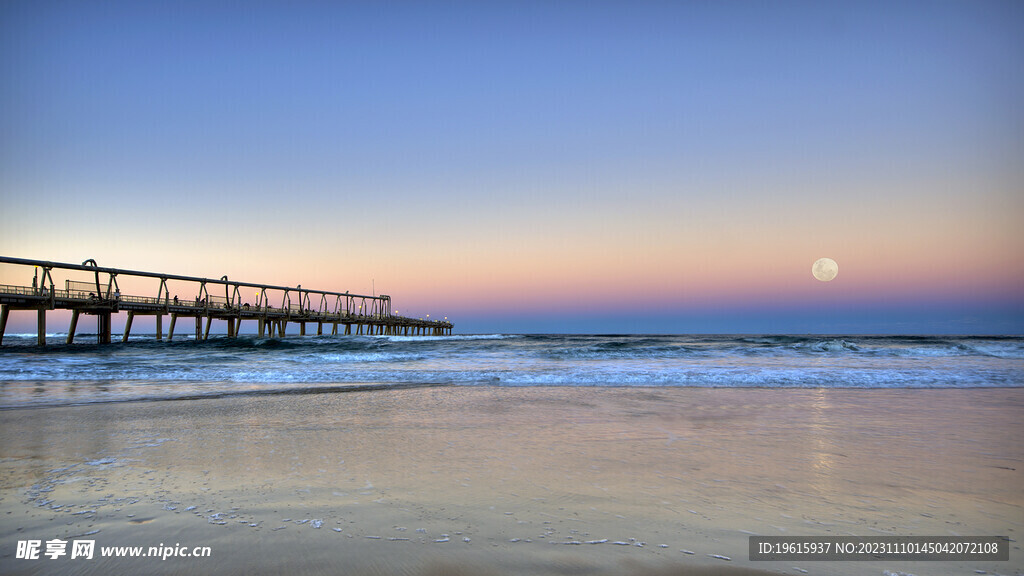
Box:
(2, 1), (1022, 334)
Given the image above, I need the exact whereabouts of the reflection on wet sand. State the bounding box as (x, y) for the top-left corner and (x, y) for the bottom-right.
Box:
(1, 386), (1021, 575)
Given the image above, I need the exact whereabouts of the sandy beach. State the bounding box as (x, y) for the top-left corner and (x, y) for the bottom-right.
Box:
(1, 386), (1021, 575)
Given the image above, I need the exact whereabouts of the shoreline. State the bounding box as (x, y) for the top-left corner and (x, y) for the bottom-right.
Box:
(1, 386), (1021, 574)
(3, 381), (1023, 413)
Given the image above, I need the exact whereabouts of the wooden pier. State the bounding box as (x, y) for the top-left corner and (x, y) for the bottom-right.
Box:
(0, 256), (452, 346)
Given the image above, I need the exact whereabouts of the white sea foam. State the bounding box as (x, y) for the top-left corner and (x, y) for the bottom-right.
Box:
(85, 458), (118, 466)
(374, 334), (517, 342)
(809, 339), (861, 352)
(315, 352), (424, 363)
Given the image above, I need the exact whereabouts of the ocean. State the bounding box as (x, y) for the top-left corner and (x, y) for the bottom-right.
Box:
(1, 334), (1021, 409)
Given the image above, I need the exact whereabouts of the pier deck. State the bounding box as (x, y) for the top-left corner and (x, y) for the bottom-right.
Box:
(0, 256), (452, 345)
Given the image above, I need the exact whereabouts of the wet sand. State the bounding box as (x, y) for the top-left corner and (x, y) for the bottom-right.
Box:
(1, 386), (1021, 575)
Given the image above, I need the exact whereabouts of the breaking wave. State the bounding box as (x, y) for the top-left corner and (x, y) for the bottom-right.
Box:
(1, 334), (1021, 407)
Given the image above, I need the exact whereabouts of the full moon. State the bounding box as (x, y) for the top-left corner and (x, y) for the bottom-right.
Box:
(812, 258), (838, 282)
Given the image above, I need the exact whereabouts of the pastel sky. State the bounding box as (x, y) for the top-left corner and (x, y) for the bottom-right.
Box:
(2, 1), (1022, 334)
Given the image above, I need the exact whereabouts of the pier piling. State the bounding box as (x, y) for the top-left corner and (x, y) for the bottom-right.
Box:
(0, 305), (8, 345)
(98, 312), (111, 344)
(67, 310), (80, 344)
(122, 311), (134, 343)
